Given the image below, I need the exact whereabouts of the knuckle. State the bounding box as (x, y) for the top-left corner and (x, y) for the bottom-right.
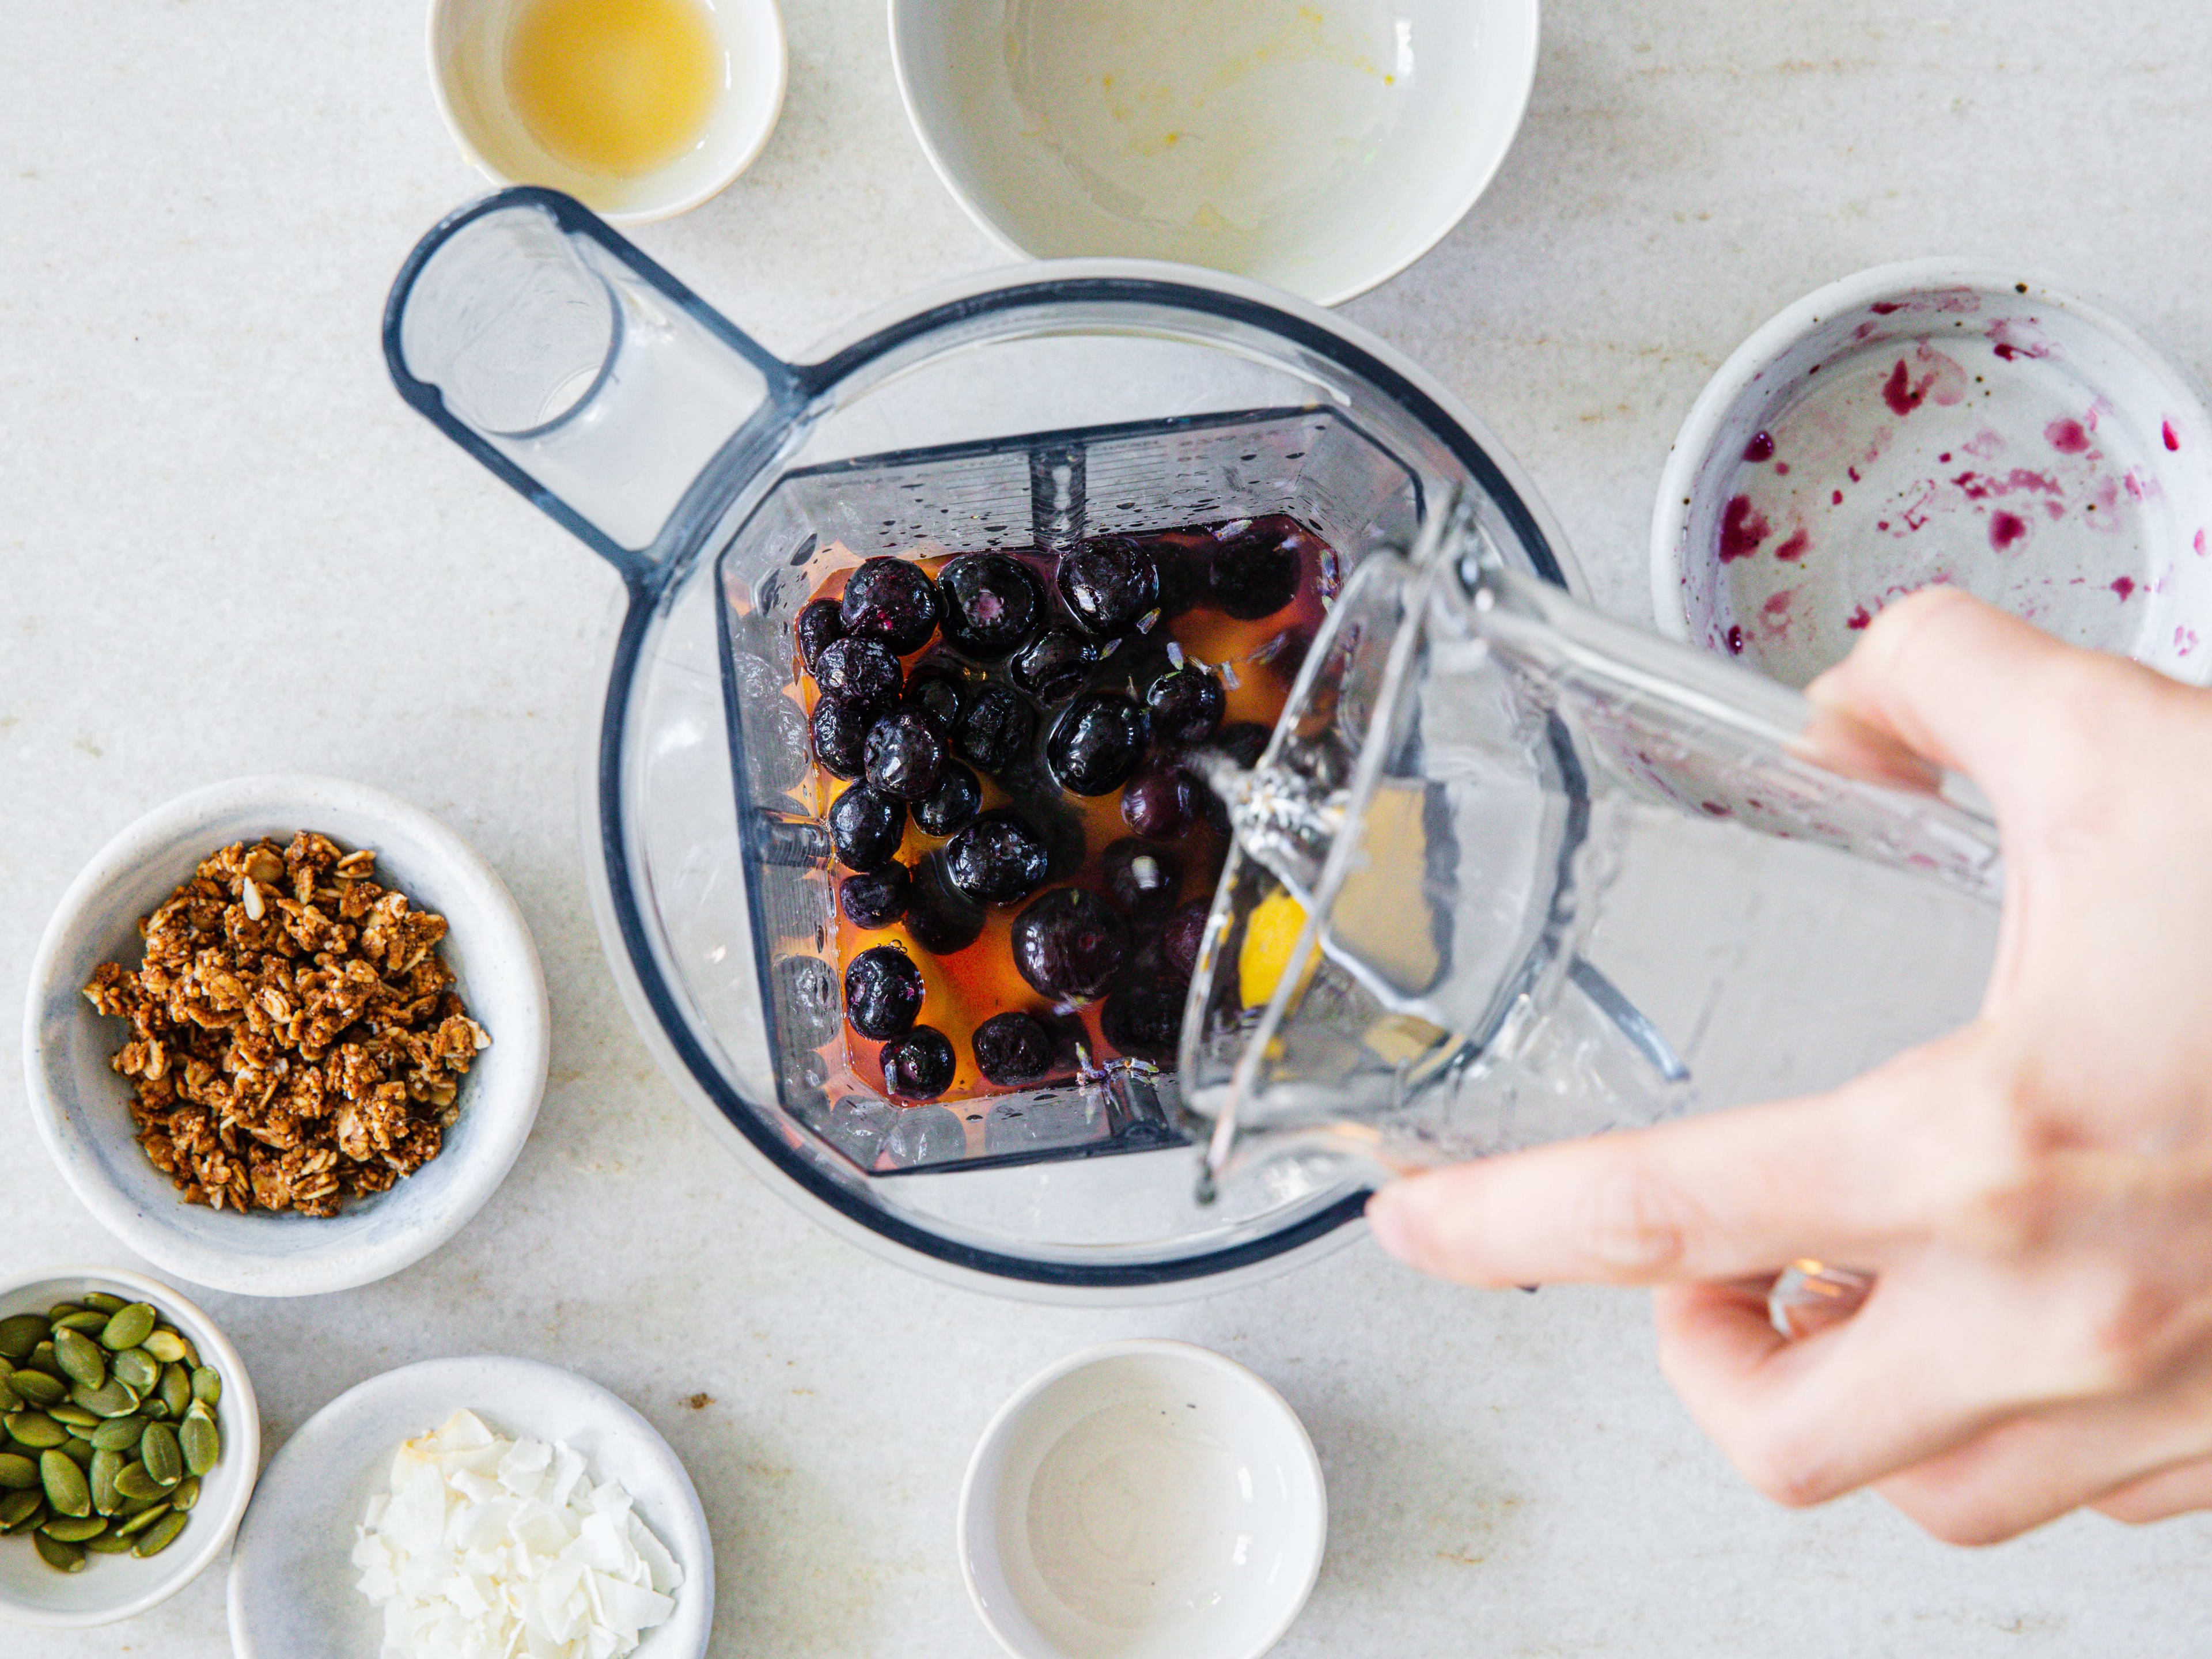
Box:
(1574, 1158), (1699, 1277)
(2074, 1278), (2184, 1393)
(1732, 1426), (1838, 1511)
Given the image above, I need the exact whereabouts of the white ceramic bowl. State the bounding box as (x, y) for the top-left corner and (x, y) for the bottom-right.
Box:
(23, 775), (550, 1298)
(890, 0), (1540, 306)
(0, 1266), (260, 1630)
(1653, 259), (2212, 688)
(429, 0), (789, 224)
(959, 1340), (1326, 1659)
(228, 1355), (711, 1659)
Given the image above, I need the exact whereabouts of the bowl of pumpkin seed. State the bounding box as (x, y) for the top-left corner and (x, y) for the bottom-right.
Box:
(0, 1266), (257, 1628)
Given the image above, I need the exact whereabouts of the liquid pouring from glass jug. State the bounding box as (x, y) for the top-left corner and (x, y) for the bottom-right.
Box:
(1177, 487), (2006, 1234)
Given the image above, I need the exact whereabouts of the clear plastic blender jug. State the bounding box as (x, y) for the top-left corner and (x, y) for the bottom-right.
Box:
(384, 189), (1999, 1301)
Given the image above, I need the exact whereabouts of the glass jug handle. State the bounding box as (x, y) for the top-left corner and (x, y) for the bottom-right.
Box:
(383, 188), (806, 581)
(1437, 501), (2006, 902)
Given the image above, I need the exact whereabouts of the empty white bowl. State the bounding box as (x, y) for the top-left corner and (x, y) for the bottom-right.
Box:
(0, 1266), (260, 1630)
(228, 1355), (712, 1659)
(890, 0), (1540, 306)
(23, 775), (550, 1298)
(959, 1340), (1327, 1659)
(429, 0), (789, 224)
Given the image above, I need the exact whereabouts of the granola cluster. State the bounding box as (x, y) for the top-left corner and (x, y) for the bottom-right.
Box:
(82, 832), (488, 1217)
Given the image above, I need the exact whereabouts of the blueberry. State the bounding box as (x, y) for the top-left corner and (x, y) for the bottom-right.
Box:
(1207, 522), (1303, 620)
(904, 852), (987, 955)
(912, 760), (982, 837)
(863, 708), (948, 801)
(938, 552), (1047, 660)
(1101, 976), (1189, 1062)
(1009, 628), (1099, 705)
(1158, 900), (1210, 980)
(903, 664), (968, 728)
(1010, 888), (1130, 1001)
(1119, 758), (1200, 840)
(795, 599), (845, 673)
(1211, 721), (1271, 771)
(844, 945), (925, 1040)
(946, 809), (1053, 906)
(813, 636), (903, 706)
(828, 784), (906, 872)
(1056, 538), (1160, 638)
(810, 695), (878, 781)
(1046, 693), (1149, 796)
(1145, 666), (1225, 744)
(839, 557), (940, 654)
(951, 684), (1037, 775)
(839, 863), (911, 930)
(972, 1011), (1057, 1086)
(1102, 839), (1181, 923)
(881, 1025), (957, 1099)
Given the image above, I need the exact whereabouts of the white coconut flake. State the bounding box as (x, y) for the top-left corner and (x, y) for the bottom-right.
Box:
(353, 1410), (681, 1659)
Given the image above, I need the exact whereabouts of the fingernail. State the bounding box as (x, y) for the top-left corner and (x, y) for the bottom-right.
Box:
(1365, 1184), (1418, 1263)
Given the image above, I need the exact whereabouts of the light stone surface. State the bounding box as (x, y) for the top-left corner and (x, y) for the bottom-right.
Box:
(6, 3), (2211, 1654)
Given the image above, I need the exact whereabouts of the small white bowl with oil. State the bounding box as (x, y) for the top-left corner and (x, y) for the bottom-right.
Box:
(430, 0), (787, 224)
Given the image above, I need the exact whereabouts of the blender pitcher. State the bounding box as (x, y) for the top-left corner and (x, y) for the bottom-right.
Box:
(1181, 487), (2003, 1190)
(384, 188), (1998, 1300)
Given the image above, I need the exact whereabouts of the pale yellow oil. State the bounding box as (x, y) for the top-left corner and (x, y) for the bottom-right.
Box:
(506, 0), (720, 178)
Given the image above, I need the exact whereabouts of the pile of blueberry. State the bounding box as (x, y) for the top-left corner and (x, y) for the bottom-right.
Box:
(794, 521), (1313, 1104)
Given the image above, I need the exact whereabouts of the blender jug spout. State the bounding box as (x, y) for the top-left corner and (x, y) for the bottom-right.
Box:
(384, 188), (805, 581)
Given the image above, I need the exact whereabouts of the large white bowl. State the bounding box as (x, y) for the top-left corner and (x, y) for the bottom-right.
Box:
(0, 1266), (261, 1630)
(959, 1340), (1327, 1659)
(22, 776), (550, 1298)
(228, 1355), (712, 1659)
(889, 0), (1540, 306)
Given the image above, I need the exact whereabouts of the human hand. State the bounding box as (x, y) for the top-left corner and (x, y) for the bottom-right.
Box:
(1365, 587), (2212, 1544)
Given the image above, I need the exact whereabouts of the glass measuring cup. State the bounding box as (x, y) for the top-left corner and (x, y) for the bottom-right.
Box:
(1181, 487), (2003, 1191)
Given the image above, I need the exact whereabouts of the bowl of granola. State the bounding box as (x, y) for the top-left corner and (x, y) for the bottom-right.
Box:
(21, 777), (550, 1297)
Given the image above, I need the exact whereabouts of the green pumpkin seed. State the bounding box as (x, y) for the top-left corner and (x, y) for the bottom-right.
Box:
(115, 1501), (170, 1539)
(39, 1450), (90, 1518)
(169, 1475), (199, 1513)
(40, 1514), (108, 1543)
(90, 1415), (146, 1452)
(72, 1377), (139, 1419)
(53, 1310), (108, 1335)
(113, 1348), (160, 1394)
(48, 1402), (100, 1429)
(131, 1509), (187, 1558)
(179, 1408), (220, 1477)
(26, 1342), (63, 1380)
(5, 1412), (66, 1449)
(190, 1366), (221, 1407)
(142, 1330), (188, 1365)
(89, 1447), (123, 1514)
(0, 1368), (20, 1414)
(33, 1531), (84, 1571)
(141, 1422), (182, 1487)
(80, 1293), (127, 1315)
(9, 1369), (64, 1408)
(0, 1488), (47, 1531)
(0, 1316), (46, 1362)
(51, 1327), (104, 1391)
(0, 1453), (36, 1489)
(84, 1530), (135, 1553)
(54, 1436), (93, 1468)
(114, 1487), (164, 1517)
(100, 1304), (157, 1353)
(113, 1461), (165, 1502)
(44, 1304), (82, 1323)
(159, 1362), (192, 1418)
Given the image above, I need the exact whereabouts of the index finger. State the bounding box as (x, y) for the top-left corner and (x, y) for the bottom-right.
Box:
(1363, 1035), (1968, 1288)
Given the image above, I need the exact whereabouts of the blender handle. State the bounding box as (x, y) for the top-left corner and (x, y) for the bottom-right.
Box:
(383, 187), (808, 584)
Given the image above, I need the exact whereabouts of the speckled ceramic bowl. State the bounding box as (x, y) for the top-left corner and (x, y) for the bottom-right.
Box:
(22, 776), (550, 1297)
(0, 1266), (260, 1630)
(1654, 260), (2212, 687)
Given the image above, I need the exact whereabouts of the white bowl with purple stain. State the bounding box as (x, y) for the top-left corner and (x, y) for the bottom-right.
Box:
(1652, 260), (2212, 687)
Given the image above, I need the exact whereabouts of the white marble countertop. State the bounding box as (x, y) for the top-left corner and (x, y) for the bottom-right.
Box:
(7, 2), (2212, 1654)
